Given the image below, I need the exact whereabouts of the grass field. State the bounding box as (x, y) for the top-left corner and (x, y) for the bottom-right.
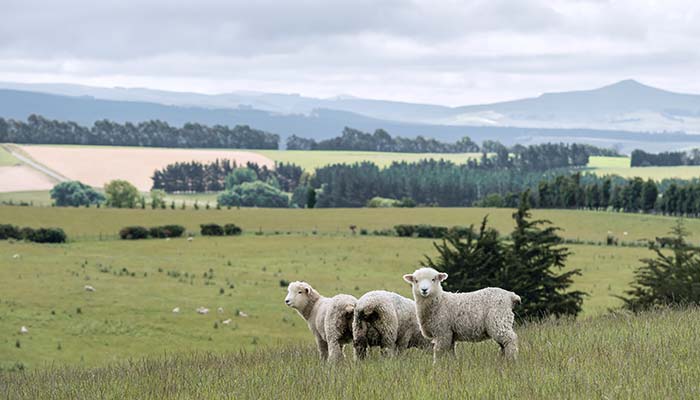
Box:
(1, 205), (696, 244)
(3, 307), (699, 399)
(0, 190), (52, 206)
(0, 206), (688, 373)
(0, 146), (20, 166)
(588, 156), (700, 180)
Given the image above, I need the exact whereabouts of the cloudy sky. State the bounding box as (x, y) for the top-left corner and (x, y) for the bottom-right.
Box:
(1, 0), (698, 105)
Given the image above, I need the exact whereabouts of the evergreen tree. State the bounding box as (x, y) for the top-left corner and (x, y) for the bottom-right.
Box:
(622, 220), (700, 311)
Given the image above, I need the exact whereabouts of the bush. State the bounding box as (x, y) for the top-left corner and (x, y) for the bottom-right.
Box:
(50, 181), (104, 207)
(218, 181), (288, 208)
(104, 180), (140, 208)
(201, 223), (224, 236)
(149, 225), (186, 238)
(396, 197), (417, 208)
(448, 225), (474, 238)
(26, 227), (67, 243)
(119, 226), (149, 240)
(394, 224), (417, 237)
(0, 224), (22, 240)
(224, 224), (242, 236)
(367, 197), (399, 208)
(224, 168), (258, 189)
(415, 224), (448, 238)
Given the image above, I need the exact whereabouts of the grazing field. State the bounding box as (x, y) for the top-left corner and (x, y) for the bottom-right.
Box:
(0, 205), (696, 244)
(0, 205), (688, 372)
(0, 146), (20, 166)
(587, 156), (700, 180)
(18, 145), (275, 191)
(253, 150), (483, 170)
(3, 307), (699, 399)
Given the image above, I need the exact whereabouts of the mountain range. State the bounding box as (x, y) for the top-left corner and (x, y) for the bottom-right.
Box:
(1, 79), (700, 152)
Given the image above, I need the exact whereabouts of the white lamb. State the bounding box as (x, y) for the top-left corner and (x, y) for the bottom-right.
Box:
(403, 267), (521, 362)
(285, 281), (357, 362)
(352, 290), (431, 359)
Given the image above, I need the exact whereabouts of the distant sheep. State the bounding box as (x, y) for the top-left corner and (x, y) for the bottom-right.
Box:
(84, 285), (96, 292)
(196, 306), (210, 315)
(19, 326), (28, 334)
(223, 319), (232, 325)
(403, 267), (520, 362)
(172, 307), (180, 313)
(285, 281), (357, 362)
(217, 307), (224, 313)
(353, 290), (430, 359)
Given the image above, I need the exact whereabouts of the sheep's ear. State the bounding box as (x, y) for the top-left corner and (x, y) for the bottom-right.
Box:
(403, 274), (415, 284)
(437, 273), (448, 282)
(304, 286), (310, 294)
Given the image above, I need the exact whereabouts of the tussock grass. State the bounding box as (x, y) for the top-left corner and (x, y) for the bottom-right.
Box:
(2, 307), (699, 399)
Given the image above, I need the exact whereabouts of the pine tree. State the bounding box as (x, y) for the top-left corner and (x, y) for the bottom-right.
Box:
(508, 191), (585, 318)
(622, 219), (700, 311)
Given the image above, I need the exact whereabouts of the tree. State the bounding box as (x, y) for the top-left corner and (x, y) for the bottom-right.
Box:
(50, 181), (104, 207)
(218, 181), (288, 208)
(306, 187), (317, 209)
(641, 179), (659, 212)
(104, 180), (140, 208)
(622, 220), (700, 311)
(224, 168), (258, 189)
(507, 191), (585, 318)
(150, 189), (166, 209)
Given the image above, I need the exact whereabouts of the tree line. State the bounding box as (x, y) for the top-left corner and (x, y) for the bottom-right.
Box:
(151, 159), (303, 193)
(287, 126), (621, 156)
(630, 149), (700, 167)
(0, 115), (279, 149)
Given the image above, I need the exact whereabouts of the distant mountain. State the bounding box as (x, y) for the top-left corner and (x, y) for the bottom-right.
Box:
(3, 82), (700, 153)
(2, 79), (700, 134)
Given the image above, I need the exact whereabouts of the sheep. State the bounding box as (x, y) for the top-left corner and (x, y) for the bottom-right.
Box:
(403, 267), (521, 362)
(19, 326), (28, 334)
(285, 281), (357, 362)
(352, 290), (431, 359)
(222, 319), (232, 325)
(217, 307), (224, 313)
(172, 307), (180, 313)
(84, 285), (96, 292)
(196, 306), (210, 315)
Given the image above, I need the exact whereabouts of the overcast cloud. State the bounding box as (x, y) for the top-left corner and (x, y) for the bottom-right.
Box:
(1, 0), (698, 105)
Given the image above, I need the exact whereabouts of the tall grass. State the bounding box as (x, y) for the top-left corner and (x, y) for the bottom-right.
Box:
(3, 307), (699, 399)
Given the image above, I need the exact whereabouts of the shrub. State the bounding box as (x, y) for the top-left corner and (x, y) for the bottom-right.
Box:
(149, 225), (186, 238)
(448, 225), (474, 238)
(201, 223), (224, 236)
(224, 224), (242, 236)
(415, 224), (448, 238)
(104, 180), (140, 208)
(20, 227), (35, 240)
(119, 226), (149, 240)
(224, 168), (258, 189)
(396, 197), (417, 208)
(367, 197), (399, 208)
(0, 224), (21, 240)
(26, 227), (67, 243)
(50, 181), (104, 207)
(394, 224), (417, 237)
(218, 181), (288, 208)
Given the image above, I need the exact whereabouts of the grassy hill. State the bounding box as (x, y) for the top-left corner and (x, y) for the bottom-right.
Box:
(588, 156), (700, 180)
(2, 307), (698, 399)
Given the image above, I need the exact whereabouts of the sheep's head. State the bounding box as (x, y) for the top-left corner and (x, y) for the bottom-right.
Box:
(284, 281), (318, 310)
(403, 267), (447, 298)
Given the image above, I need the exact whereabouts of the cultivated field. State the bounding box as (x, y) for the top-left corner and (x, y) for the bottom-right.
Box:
(18, 145), (275, 191)
(588, 156), (700, 180)
(3, 307), (698, 399)
(0, 206), (691, 373)
(0, 146), (20, 166)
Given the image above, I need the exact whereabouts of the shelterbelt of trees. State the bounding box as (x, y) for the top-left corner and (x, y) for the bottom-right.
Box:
(287, 126), (622, 156)
(631, 148), (700, 167)
(0, 115), (279, 149)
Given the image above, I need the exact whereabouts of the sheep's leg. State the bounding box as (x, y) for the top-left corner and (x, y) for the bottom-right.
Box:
(494, 330), (518, 361)
(327, 340), (344, 362)
(315, 336), (329, 361)
(432, 335), (455, 364)
(353, 340), (368, 360)
(380, 338), (398, 357)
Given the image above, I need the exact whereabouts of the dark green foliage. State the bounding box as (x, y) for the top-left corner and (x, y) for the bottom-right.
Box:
(0, 115), (278, 149)
(119, 226), (149, 240)
(396, 197), (416, 208)
(394, 225), (417, 237)
(217, 181), (288, 208)
(306, 187), (317, 209)
(622, 220), (700, 311)
(50, 181), (104, 207)
(24, 227), (67, 243)
(415, 224), (448, 238)
(423, 193), (585, 320)
(291, 185), (310, 208)
(225, 168), (258, 189)
(148, 225), (186, 238)
(200, 224), (224, 236)
(631, 148), (700, 167)
(0, 224), (22, 240)
(223, 224), (242, 236)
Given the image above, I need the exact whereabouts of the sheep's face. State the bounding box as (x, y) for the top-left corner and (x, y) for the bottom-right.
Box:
(285, 281), (314, 310)
(403, 267), (447, 298)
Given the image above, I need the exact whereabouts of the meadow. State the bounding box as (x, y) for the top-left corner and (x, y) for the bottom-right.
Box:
(0, 205), (689, 373)
(0, 146), (20, 166)
(587, 156), (700, 180)
(2, 307), (699, 399)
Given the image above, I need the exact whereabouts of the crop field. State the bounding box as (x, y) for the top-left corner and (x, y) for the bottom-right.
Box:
(588, 156), (700, 180)
(253, 149), (483, 170)
(3, 307), (698, 399)
(0, 146), (20, 166)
